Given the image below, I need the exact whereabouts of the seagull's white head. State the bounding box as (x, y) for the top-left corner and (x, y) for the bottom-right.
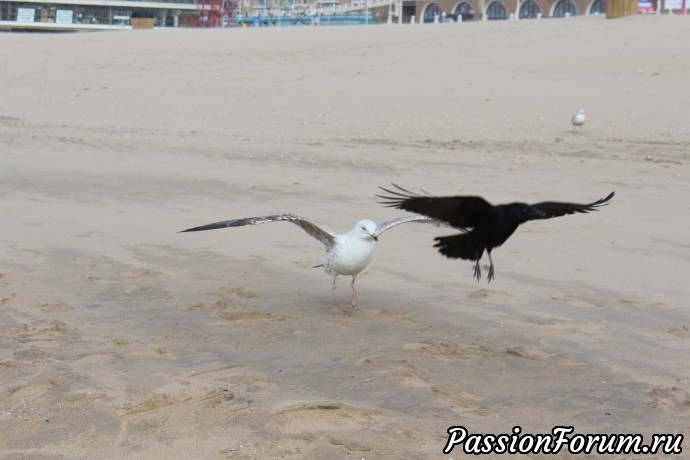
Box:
(353, 219), (378, 242)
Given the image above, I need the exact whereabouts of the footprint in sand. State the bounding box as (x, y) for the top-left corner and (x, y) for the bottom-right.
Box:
(504, 345), (549, 360)
(187, 298), (234, 311)
(8, 380), (57, 399)
(400, 374), (428, 388)
(647, 386), (690, 411)
(665, 325), (689, 337)
(270, 402), (382, 433)
(1, 292), (17, 304)
(12, 348), (49, 362)
(223, 286), (258, 299)
(432, 386), (485, 413)
(403, 341), (472, 360)
(35, 302), (74, 312)
(218, 311), (288, 322)
(121, 267), (160, 278)
(121, 388), (234, 416)
(15, 321), (81, 343)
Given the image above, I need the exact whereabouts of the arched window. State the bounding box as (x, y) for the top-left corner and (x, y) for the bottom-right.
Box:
(589, 0), (606, 14)
(454, 1), (474, 20)
(423, 2), (444, 22)
(553, 0), (577, 16)
(519, 0), (541, 17)
(486, 1), (507, 19)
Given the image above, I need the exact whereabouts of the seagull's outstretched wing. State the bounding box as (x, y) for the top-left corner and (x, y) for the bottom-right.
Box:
(180, 213), (337, 248)
(377, 184), (491, 229)
(374, 214), (440, 237)
(529, 192), (615, 220)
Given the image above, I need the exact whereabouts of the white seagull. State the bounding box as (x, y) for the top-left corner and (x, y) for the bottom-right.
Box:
(571, 109), (586, 129)
(181, 213), (435, 314)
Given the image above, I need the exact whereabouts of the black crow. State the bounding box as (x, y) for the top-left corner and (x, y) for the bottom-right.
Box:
(377, 184), (614, 282)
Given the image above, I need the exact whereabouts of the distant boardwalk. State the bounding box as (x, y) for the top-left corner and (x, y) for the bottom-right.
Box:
(0, 0), (378, 31)
(0, 0), (664, 31)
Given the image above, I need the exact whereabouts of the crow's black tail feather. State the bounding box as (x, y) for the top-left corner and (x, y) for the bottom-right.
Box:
(433, 233), (483, 261)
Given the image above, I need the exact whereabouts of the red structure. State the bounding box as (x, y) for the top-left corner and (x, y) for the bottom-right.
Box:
(195, 0), (237, 26)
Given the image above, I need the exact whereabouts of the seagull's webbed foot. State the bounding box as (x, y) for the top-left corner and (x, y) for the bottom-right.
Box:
(330, 303), (351, 315)
(473, 259), (482, 282)
(329, 276), (347, 314)
(349, 294), (357, 308)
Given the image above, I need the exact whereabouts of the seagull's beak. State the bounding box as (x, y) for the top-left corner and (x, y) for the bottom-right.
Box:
(371, 234), (378, 242)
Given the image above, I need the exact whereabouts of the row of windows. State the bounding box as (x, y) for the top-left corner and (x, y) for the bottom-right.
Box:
(423, 0), (605, 21)
(0, 2), (199, 24)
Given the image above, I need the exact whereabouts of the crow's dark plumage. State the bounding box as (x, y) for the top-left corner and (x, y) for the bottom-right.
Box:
(377, 184), (614, 282)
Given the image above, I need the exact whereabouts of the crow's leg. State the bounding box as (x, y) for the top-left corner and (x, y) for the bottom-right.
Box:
(487, 251), (495, 283)
(473, 255), (482, 282)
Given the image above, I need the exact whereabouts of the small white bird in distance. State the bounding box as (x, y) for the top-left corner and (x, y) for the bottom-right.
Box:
(181, 213), (436, 314)
(571, 109), (586, 129)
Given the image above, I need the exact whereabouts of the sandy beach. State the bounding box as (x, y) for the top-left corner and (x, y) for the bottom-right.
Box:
(1, 15), (689, 458)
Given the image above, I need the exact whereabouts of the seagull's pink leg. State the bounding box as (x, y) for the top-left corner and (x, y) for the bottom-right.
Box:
(349, 276), (358, 308)
(328, 275), (348, 315)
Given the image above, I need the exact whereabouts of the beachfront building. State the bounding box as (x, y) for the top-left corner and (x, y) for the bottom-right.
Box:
(0, 0), (201, 29)
(0, 0), (379, 30)
(395, 0), (608, 22)
(0, 0), (664, 30)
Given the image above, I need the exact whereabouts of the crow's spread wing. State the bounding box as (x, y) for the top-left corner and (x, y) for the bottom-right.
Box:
(530, 191), (615, 220)
(377, 184), (492, 229)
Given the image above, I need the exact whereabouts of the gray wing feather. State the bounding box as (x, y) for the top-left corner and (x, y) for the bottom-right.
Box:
(374, 214), (443, 237)
(181, 213), (337, 249)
